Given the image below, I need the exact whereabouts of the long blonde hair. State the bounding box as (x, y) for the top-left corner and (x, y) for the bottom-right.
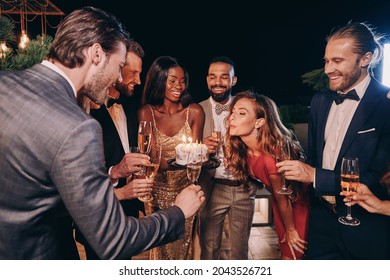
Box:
(226, 90), (305, 183)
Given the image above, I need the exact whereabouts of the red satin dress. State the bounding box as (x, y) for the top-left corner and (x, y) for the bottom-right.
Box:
(248, 154), (310, 259)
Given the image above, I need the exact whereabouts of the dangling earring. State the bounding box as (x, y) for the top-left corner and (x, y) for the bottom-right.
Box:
(253, 127), (259, 137)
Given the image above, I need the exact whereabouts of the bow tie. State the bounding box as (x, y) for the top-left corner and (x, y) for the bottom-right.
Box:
(333, 89), (360, 105)
(106, 97), (122, 108)
(215, 103), (229, 115)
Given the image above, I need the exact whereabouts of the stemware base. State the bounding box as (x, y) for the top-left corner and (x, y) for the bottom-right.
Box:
(338, 216), (360, 226)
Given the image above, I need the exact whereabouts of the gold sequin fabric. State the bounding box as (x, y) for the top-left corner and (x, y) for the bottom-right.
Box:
(148, 105), (197, 260)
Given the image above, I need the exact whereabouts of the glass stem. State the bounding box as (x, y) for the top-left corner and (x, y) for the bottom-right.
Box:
(346, 198), (352, 219)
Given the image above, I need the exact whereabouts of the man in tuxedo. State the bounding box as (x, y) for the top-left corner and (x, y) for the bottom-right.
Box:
(0, 6), (205, 260)
(199, 56), (258, 259)
(75, 41), (149, 259)
(277, 22), (390, 259)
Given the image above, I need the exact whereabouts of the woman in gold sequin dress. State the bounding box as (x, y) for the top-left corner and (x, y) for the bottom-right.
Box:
(138, 56), (205, 260)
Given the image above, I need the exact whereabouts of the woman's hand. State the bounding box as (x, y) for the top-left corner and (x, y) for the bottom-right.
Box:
(281, 229), (307, 260)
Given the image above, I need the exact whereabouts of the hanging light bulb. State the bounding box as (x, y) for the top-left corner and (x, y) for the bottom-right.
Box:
(19, 31), (30, 49)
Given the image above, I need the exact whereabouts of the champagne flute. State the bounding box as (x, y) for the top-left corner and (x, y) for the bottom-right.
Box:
(186, 144), (203, 185)
(138, 121), (152, 154)
(212, 130), (223, 156)
(138, 145), (162, 203)
(275, 139), (293, 195)
(136, 121), (152, 175)
(338, 157), (360, 226)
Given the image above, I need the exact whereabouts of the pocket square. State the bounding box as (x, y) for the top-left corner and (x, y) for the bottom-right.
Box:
(358, 128), (376, 134)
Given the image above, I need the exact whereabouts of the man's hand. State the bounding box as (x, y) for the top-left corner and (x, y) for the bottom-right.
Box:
(110, 153), (150, 180)
(276, 160), (315, 184)
(203, 135), (220, 155)
(174, 184), (205, 219)
(114, 178), (154, 200)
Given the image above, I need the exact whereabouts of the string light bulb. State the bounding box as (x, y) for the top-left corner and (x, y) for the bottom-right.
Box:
(18, 30), (30, 49)
(0, 41), (9, 60)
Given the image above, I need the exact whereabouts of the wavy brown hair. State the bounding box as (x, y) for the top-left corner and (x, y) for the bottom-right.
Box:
(47, 6), (130, 68)
(226, 90), (305, 185)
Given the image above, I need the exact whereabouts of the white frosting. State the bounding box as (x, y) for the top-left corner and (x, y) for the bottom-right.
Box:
(175, 143), (208, 165)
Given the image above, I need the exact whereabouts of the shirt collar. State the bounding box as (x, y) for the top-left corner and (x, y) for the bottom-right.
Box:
(41, 60), (77, 97)
(338, 74), (371, 100)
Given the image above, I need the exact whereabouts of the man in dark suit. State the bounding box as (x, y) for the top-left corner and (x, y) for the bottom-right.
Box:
(75, 41), (149, 259)
(0, 6), (204, 260)
(277, 22), (390, 259)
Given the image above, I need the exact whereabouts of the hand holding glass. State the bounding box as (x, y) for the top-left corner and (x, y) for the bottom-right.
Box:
(138, 145), (162, 203)
(276, 140), (292, 195)
(338, 157), (360, 226)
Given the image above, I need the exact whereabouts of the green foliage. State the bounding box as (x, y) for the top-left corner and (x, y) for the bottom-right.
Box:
(0, 17), (16, 42)
(301, 68), (328, 92)
(0, 17), (52, 70)
(279, 104), (309, 128)
(3, 35), (53, 70)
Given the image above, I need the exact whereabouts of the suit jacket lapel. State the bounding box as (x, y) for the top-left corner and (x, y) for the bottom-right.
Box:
(316, 92), (334, 166)
(122, 96), (139, 148)
(91, 106), (124, 153)
(337, 79), (383, 163)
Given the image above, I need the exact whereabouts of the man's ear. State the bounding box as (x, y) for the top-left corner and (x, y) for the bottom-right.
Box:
(232, 76), (237, 86)
(360, 52), (372, 68)
(91, 43), (103, 65)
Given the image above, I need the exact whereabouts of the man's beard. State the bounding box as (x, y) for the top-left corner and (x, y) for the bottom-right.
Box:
(115, 82), (134, 97)
(209, 87), (232, 103)
(328, 61), (361, 92)
(82, 68), (109, 105)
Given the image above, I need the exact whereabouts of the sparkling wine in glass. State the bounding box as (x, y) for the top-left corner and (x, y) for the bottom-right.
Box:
(338, 157), (360, 226)
(138, 145), (162, 203)
(186, 144), (203, 185)
(138, 121), (152, 154)
(275, 140), (293, 195)
(212, 130), (223, 156)
(136, 121), (152, 175)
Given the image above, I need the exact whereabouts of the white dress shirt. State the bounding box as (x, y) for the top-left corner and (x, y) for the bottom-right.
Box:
(323, 75), (370, 170)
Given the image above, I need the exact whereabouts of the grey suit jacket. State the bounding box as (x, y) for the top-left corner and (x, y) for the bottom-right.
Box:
(0, 64), (184, 259)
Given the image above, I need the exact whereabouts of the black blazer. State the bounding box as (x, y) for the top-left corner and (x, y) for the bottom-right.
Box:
(308, 77), (390, 259)
(90, 93), (144, 217)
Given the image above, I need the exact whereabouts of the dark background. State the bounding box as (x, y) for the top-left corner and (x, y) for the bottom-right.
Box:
(18, 0), (390, 105)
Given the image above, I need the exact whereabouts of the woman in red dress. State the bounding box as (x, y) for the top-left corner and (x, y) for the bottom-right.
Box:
(225, 90), (310, 260)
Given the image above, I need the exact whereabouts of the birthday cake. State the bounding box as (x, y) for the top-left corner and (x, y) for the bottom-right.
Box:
(175, 143), (209, 166)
